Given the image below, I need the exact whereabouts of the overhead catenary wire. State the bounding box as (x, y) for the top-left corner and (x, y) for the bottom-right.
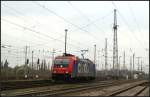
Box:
(2, 31), (87, 60)
(67, 1), (114, 46)
(2, 18), (83, 50)
(127, 3), (146, 44)
(2, 5), (29, 24)
(67, 1), (109, 35)
(1, 45), (56, 62)
(2, 3), (91, 48)
(71, 10), (114, 48)
(2, 31), (64, 49)
(2, 3), (41, 26)
(2, 2), (113, 51)
(2, 21), (54, 48)
(1, 31), (46, 47)
(2, 30), (78, 59)
(1, 45), (25, 51)
(76, 11), (113, 30)
(2, 29), (67, 50)
(2, 47), (61, 57)
(117, 11), (146, 50)
(32, 1), (100, 41)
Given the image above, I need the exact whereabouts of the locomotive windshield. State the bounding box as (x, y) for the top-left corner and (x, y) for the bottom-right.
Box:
(54, 59), (69, 67)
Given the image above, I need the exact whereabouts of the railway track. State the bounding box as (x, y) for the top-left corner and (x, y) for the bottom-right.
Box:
(1, 79), (88, 91)
(1, 79), (140, 96)
(57, 80), (146, 96)
(0, 79), (122, 91)
(30, 81), (119, 96)
(1, 79), (116, 96)
(1, 79), (54, 91)
(105, 80), (149, 96)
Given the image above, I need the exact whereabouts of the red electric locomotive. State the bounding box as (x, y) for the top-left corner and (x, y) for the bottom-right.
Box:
(51, 53), (96, 81)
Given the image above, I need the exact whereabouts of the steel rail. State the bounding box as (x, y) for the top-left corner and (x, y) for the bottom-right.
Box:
(14, 80), (138, 96)
(105, 80), (148, 96)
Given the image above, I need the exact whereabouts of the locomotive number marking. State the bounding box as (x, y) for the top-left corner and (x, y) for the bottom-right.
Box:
(78, 63), (82, 73)
(78, 63), (89, 73)
(84, 63), (89, 73)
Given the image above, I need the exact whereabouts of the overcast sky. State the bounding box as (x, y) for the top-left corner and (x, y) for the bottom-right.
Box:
(1, 1), (149, 73)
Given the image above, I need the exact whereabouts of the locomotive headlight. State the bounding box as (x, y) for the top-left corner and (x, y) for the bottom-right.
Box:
(53, 71), (56, 73)
(65, 71), (68, 73)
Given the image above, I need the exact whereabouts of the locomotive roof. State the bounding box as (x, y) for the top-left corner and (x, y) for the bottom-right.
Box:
(78, 58), (94, 64)
(63, 53), (75, 56)
(55, 54), (94, 64)
(55, 53), (76, 59)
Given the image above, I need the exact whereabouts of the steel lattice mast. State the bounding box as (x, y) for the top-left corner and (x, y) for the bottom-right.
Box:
(123, 51), (125, 70)
(105, 38), (107, 70)
(113, 9), (119, 75)
(113, 9), (119, 76)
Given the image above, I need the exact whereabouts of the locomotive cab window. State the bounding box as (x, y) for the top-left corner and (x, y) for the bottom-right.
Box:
(54, 59), (69, 67)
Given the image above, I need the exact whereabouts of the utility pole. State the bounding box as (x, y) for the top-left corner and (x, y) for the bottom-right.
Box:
(101, 48), (104, 70)
(25, 46), (28, 66)
(37, 58), (40, 70)
(130, 56), (132, 79)
(17, 49), (19, 66)
(51, 49), (56, 70)
(136, 57), (142, 71)
(97, 50), (101, 70)
(119, 56), (121, 70)
(105, 38), (108, 76)
(123, 51), (125, 70)
(93, 44), (97, 77)
(113, 9), (118, 77)
(52, 49), (55, 64)
(31, 50), (34, 77)
(146, 48), (149, 68)
(24, 46), (28, 77)
(64, 29), (68, 55)
(133, 53), (135, 72)
(105, 38), (108, 71)
(32, 51), (34, 70)
(141, 60), (142, 72)
(118, 56), (121, 77)
(94, 44), (96, 64)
